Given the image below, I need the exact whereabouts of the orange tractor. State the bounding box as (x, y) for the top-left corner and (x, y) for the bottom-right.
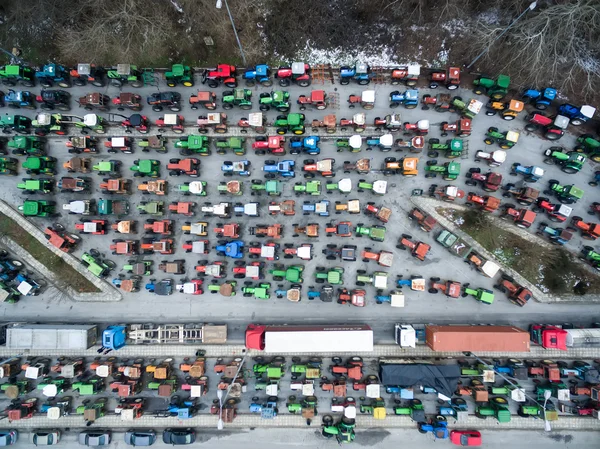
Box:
(397, 234), (430, 261)
(570, 216), (600, 240)
(466, 193), (501, 213)
(143, 219), (173, 235)
(408, 207), (437, 232)
(428, 278), (462, 298)
(494, 275), (533, 307)
(214, 223), (240, 238)
(297, 90), (327, 110)
(501, 205), (537, 228)
(249, 224), (282, 239)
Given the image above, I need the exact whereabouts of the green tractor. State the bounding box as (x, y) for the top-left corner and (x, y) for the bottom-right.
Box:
(31, 113), (68, 136)
(251, 179), (282, 196)
(75, 397), (107, 423)
(548, 179), (584, 204)
(315, 267), (344, 285)
(207, 280), (237, 296)
(1, 380), (32, 398)
(81, 252), (114, 278)
(543, 147), (586, 174)
(475, 397), (511, 422)
(242, 282), (271, 299)
(355, 224), (386, 242)
(269, 264), (304, 283)
(484, 127), (519, 149)
(23, 156), (57, 175)
(473, 74), (510, 100)
(0, 157), (18, 175)
(581, 246), (600, 271)
(393, 399), (426, 422)
(461, 284), (494, 305)
(294, 180), (321, 195)
(165, 64), (194, 87)
(175, 135), (211, 156)
(137, 201), (164, 215)
(37, 377), (69, 395)
(259, 91), (291, 112)
(222, 88), (252, 110)
(518, 402), (557, 420)
(428, 138), (465, 158)
(177, 181), (207, 196)
(253, 356), (286, 379)
(356, 271), (388, 289)
(0, 64), (36, 87)
(73, 114), (106, 134)
(575, 134), (600, 162)
(106, 64), (145, 88)
(93, 160), (121, 177)
(0, 114), (31, 134)
(450, 97), (483, 119)
(7, 136), (45, 156)
(18, 200), (56, 217)
(322, 415), (355, 444)
(424, 160), (461, 181)
(215, 137), (246, 156)
(357, 179), (387, 195)
(130, 159), (160, 178)
(275, 113), (306, 135)
(17, 178), (53, 194)
(286, 395), (317, 414)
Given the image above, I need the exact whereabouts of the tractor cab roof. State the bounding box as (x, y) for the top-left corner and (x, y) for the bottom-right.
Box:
(380, 134), (394, 147)
(450, 139), (463, 151)
(164, 114), (180, 125)
(77, 64), (92, 75)
(491, 150), (507, 163)
(496, 74), (510, 88)
(554, 115), (569, 129)
(542, 88), (557, 100)
(373, 180), (387, 194)
(508, 99), (524, 112)
(405, 90), (419, 101)
(338, 178), (352, 193)
(505, 130), (519, 143)
(36, 113), (53, 126)
(117, 64), (132, 75)
(467, 99), (483, 115)
(355, 62), (369, 74)
(291, 62), (307, 75)
(530, 166), (544, 177)
(83, 114), (100, 126)
(349, 135), (362, 149)
(580, 105), (596, 119)
(248, 112), (263, 126)
(565, 185), (584, 199)
(362, 90), (375, 103)
(272, 91), (286, 101)
(386, 114), (402, 126)
(310, 90), (325, 102)
(555, 204), (572, 217)
(353, 113), (366, 125)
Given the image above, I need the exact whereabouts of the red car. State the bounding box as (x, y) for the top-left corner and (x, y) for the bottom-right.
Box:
(450, 430), (481, 446)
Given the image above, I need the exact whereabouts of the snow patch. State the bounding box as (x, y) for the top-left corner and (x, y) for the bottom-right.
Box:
(292, 41), (400, 66)
(477, 9), (501, 25)
(441, 19), (466, 38)
(170, 0), (184, 13)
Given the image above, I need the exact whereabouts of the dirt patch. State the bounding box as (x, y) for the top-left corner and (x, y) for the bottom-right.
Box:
(437, 208), (600, 295)
(0, 213), (99, 293)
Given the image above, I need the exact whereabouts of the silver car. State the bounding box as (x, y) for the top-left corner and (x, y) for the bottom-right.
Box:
(0, 430), (17, 446)
(31, 430), (61, 446)
(124, 430), (156, 446)
(79, 430), (111, 446)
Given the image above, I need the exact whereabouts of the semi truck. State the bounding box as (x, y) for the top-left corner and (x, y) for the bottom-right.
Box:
(424, 325), (530, 352)
(245, 324), (373, 353)
(530, 324), (600, 350)
(102, 323), (228, 350)
(1, 324), (97, 350)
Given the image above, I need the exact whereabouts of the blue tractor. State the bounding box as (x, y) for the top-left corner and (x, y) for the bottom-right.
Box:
(243, 65), (273, 87)
(589, 171), (600, 187)
(438, 398), (468, 420)
(221, 160), (251, 177)
(510, 163), (544, 182)
(557, 104), (596, 126)
(216, 240), (244, 259)
(418, 417), (449, 439)
(389, 90), (419, 109)
(289, 136), (320, 155)
(249, 396), (278, 418)
(35, 63), (71, 88)
(521, 87), (556, 110)
(339, 62), (371, 85)
(155, 396), (197, 419)
(263, 160), (295, 178)
(302, 200), (330, 216)
(307, 285), (334, 302)
(536, 223), (573, 246)
(13, 273), (43, 296)
(493, 359), (528, 380)
(4, 90), (35, 109)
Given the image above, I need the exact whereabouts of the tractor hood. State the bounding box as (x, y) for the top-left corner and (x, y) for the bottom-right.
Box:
(379, 363), (460, 398)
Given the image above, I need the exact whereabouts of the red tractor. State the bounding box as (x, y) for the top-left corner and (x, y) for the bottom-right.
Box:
(248, 241), (280, 260)
(268, 200), (295, 216)
(249, 224), (283, 239)
(275, 63), (311, 87)
(195, 260), (226, 278)
(428, 67), (460, 89)
(428, 278), (462, 298)
(182, 240), (209, 254)
(44, 225), (80, 252)
(338, 288), (367, 307)
(252, 136), (285, 156)
(214, 223), (240, 239)
(189, 91), (217, 110)
(465, 193), (501, 213)
(112, 92), (142, 111)
(156, 114), (185, 134)
(465, 168), (503, 192)
(397, 234), (430, 261)
(168, 201), (196, 216)
(570, 216), (600, 240)
(494, 275), (533, 307)
(297, 90), (327, 110)
(403, 120), (430, 136)
(533, 198), (572, 222)
(325, 221), (352, 237)
(501, 205), (537, 228)
(283, 243), (313, 261)
(201, 64), (237, 88)
(407, 207), (436, 231)
(302, 158), (335, 178)
(440, 119), (471, 137)
(421, 93), (453, 112)
(120, 114), (150, 134)
(365, 203), (392, 223)
(233, 261), (264, 280)
(75, 219), (108, 234)
(525, 113), (566, 141)
(110, 239), (139, 256)
(360, 248), (393, 267)
(167, 158), (200, 177)
(140, 238), (174, 255)
(143, 219), (173, 235)
(331, 357), (363, 380)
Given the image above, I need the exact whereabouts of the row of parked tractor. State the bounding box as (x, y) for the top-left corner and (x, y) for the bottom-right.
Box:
(0, 352), (599, 445)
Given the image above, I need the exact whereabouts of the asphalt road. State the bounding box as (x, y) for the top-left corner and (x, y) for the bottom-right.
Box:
(1, 72), (599, 337)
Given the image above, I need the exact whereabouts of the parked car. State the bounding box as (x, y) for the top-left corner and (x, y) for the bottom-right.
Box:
(450, 430), (482, 446)
(31, 430), (60, 446)
(162, 428), (195, 445)
(79, 430), (111, 446)
(0, 430), (17, 446)
(124, 430), (157, 447)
